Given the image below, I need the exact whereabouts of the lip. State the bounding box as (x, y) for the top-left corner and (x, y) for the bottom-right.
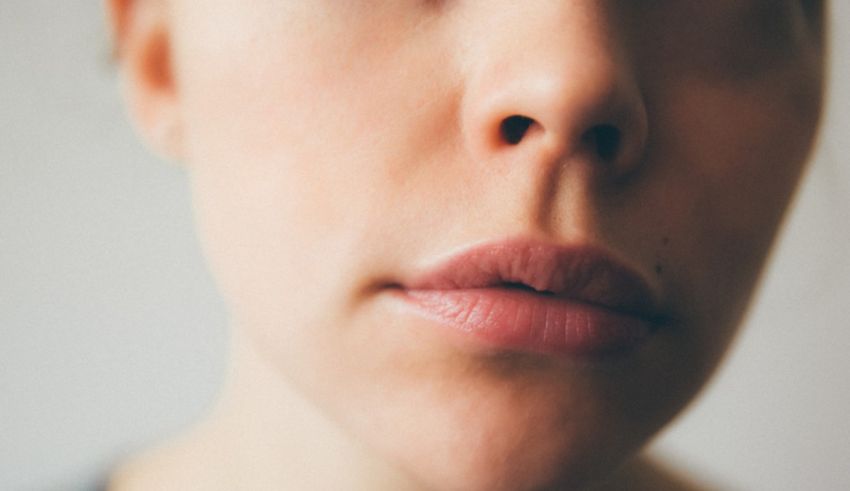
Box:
(393, 238), (666, 358)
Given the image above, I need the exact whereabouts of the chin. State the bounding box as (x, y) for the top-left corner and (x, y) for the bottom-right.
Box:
(392, 418), (634, 491)
(345, 367), (654, 491)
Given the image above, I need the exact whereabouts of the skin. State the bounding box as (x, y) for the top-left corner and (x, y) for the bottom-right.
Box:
(108, 1), (824, 490)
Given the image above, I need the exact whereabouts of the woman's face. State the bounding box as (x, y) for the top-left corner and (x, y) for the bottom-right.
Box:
(157, 1), (823, 489)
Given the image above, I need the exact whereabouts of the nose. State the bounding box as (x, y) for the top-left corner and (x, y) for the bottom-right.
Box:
(460, 3), (648, 181)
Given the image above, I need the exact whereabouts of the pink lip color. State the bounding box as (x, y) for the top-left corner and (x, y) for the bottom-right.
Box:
(396, 239), (664, 357)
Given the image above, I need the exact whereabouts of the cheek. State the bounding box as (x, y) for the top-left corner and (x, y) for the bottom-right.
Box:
(643, 66), (822, 369)
(170, 4), (461, 342)
(170, 6), (352, 335)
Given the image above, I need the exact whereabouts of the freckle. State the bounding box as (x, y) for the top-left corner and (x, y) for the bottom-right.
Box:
(662, 236), (670, 246)
(655, 264), (663, 275)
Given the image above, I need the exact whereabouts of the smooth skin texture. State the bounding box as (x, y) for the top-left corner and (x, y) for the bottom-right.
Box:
(108, 1), (824, 490)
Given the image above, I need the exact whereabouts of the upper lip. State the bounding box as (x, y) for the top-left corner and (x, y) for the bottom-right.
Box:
(402, 238), (664, 321)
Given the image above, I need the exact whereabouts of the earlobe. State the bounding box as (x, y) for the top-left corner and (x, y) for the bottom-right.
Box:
(108, 0), (183, 161)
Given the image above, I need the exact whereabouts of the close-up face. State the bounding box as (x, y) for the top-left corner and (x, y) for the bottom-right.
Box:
(134, 1), (825, 489)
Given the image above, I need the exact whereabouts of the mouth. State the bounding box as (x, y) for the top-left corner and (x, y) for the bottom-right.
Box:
(391, 238), (667, 358)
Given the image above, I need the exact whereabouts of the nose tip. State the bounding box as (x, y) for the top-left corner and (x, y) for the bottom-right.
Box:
(461, 16), (648, 180)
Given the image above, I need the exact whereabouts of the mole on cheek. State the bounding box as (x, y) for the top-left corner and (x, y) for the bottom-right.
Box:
(655, 237), (670, 276)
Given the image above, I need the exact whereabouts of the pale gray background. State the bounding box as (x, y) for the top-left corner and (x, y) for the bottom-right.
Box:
(1, 2), (848, 490)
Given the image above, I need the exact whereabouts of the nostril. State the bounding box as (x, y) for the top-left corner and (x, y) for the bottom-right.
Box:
(586, 124), (622, 162)
(500, 115), (536, 145)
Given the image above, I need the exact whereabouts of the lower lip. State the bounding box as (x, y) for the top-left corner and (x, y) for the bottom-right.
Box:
(397, 288), (654, 357)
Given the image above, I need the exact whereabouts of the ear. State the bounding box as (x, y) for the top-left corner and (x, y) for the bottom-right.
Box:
(107, 0), (183, 161)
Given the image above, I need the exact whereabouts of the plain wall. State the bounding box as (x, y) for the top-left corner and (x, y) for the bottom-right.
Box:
(1, 2), (848, 490)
